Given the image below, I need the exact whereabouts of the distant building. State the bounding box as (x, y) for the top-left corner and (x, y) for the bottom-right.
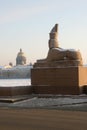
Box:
(16, 49), (26, 65)
(0, 65), (32, 79)
(0, 48), (33, 79)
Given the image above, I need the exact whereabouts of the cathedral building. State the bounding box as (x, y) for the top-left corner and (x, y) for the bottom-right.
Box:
(16, 49), (26, 65)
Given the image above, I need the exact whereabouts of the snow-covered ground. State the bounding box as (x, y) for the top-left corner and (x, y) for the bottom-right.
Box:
(0, 79), (31, 87)
(0, 94), (87, 111)
(11, 95), (87, 108)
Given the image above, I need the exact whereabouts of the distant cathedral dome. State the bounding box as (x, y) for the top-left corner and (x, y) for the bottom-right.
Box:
(16, 49), (26, 65)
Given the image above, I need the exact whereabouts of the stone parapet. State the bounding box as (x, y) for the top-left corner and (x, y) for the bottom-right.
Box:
(0, 86), (32, 96)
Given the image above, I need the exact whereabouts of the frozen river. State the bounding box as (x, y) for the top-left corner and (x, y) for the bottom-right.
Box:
(0, 79), (31, 87)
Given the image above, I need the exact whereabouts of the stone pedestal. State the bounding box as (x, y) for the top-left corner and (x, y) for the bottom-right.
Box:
(31, 66), (87, 95)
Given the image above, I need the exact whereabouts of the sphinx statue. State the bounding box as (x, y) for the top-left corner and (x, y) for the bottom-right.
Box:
(34, 24), (83, 67)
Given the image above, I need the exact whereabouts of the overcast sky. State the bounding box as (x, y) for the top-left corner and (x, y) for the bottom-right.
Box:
(0, 0), (87, 65)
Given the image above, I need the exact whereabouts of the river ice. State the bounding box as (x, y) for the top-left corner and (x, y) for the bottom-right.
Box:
(0, 79), (31, 87)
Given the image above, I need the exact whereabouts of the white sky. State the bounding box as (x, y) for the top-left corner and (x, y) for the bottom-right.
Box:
(0, 0), (87, 65)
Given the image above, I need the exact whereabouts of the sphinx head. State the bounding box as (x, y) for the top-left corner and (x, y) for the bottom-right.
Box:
(49, 24), (59, 49)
